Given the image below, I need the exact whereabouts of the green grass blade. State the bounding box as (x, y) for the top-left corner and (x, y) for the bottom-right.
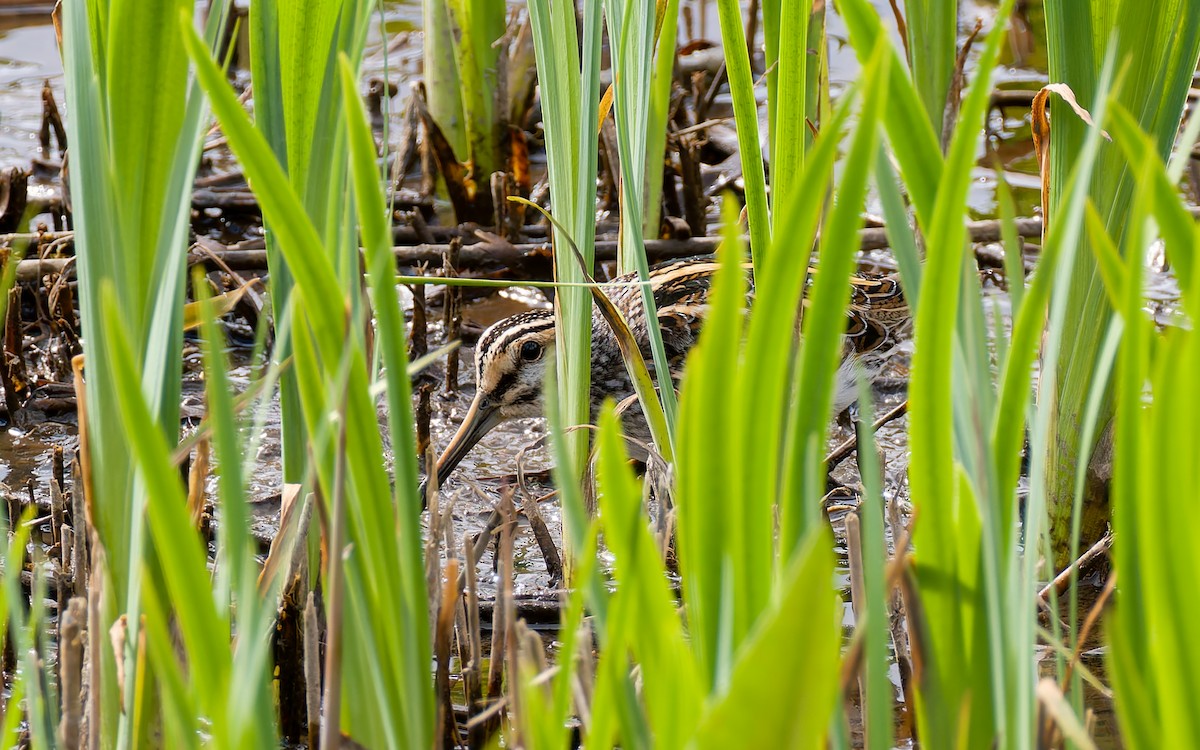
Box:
(596, 403), (703, 746)
(781, 40), (886, 547)
(714, 0), (770, 261)
(694, 529), (840, 750)
(770, 0), (808, 230)
(676, 195), (749, 686)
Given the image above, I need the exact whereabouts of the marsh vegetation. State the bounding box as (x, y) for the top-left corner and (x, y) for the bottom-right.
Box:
(0, 0), (1195, 748)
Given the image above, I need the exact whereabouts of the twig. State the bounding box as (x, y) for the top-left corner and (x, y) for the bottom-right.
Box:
(844, 513), (870, 732)
(1059, 572), (1117, 691)
(484, 491), (517, 736)
(826, 401), (909, 469)
(462, 533), (485, 748)
(1037, 532), (1113, 601)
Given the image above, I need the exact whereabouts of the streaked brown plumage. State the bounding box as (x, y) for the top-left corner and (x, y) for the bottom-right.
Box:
(428, 259), (910, 489)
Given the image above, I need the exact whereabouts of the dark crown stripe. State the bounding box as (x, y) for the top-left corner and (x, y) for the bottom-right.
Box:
(477, 311), (554, 358)
(490, 317), (555, 356)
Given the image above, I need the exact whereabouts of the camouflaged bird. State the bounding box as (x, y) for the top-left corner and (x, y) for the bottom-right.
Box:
(428, 259), (910, 489)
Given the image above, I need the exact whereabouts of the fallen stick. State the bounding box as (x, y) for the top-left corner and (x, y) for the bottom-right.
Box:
(11, 211), (1194, 282)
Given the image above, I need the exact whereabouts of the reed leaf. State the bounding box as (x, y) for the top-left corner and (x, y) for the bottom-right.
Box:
(714, 0), (769, 260)
(780, 39), (884, 542)
(675, 195), (749, 687)
(596, 404), (703, 748)
(769, 0), (809, 226)
(526, 0), (601, 575)
(1042, 0), (1200, 565)
(904, 0), (956, 137)
(642, 0), (679, 238)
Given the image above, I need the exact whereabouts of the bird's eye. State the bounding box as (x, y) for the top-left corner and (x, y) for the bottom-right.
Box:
(520, 340), (543, 362)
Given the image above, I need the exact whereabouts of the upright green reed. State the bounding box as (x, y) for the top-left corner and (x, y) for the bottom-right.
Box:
(903, 0), (956, 139)
(187, 19), (435, 744)
(525, 0), (601, 572)
(713, 0), (769, 257)
(61, 0), (230, 740)
(1099, 98), (1200, 749)
(422, 0), (504, 181)
(604, 0), (681, 432)
(54, 0), (431, 744)
(1042, 0), (1200, 566)
(36, 0), (1200, 747)
(249, 0), (376, 485)
(641, 0), (679, 240)
(824, 0), (1107, 745)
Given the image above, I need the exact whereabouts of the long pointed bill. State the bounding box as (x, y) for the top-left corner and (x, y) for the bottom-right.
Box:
(421, 394), (503, 498)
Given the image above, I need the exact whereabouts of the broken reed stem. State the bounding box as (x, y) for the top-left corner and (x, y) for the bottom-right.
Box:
(517, 484), (563, 586)
(678, 135), (707, 237)
(436, 559), (461, 750)
(844, 513), (869, 737)
(303, 592), (321, 750)
(57, 597), (85, 749)
(2, 286), (26, 415)
(416, 384), (433, 480)
(318, 408), (350, 750)
(408, 276), (428, 363)
(887, 493), (916, 740)
(451, 568), (471, 739)
(424, 443), (443, 631)
(458, 507), (505, 593)
(85, 537), (102, 750)
(71, 455), (87, 599)
(443, 237), (462, 394)
(462, 532), (485, 748)
(52, 445), (65, 506)
(501, 493), (519, 733)
(277, 570), (309, 743)
(49, 477), (64, 550)
(484, 491), (517, 736)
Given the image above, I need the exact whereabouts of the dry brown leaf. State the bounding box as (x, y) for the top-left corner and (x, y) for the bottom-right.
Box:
(1031, 83), (1112, 237)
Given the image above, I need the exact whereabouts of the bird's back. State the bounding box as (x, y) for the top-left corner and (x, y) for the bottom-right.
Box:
(595, 259), (909, 368)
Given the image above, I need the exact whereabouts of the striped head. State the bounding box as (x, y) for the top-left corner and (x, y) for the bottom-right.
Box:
(432, 309), (556, 488)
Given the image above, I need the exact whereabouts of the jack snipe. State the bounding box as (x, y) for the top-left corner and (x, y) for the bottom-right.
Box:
(429, 259), (910, 489)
